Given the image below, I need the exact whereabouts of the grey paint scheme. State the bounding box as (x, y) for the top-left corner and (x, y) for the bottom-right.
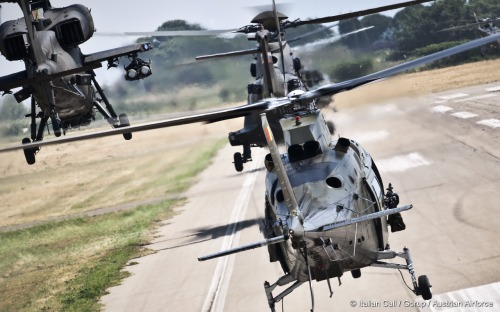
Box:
(264, 110), (388, 282)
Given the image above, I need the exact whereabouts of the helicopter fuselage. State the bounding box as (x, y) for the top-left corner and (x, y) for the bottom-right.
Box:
(0, 1), (152, 164)
(229, 40), (307, 153)
(28, 30), (96, 127)
(0, 3), (97, 128)
(264, 110), (389, 282)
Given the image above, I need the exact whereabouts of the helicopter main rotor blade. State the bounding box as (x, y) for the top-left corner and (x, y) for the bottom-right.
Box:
(18, 0), (45, 65)
(319, 205), (412, 232)
(298, 32), (500, 101)
(198, 235), (288, 261)
(0, 100), (282, 153)
(285, 0), (434, 28)
(96, 29), (237, 37)
(0, 43), (151, 93)
(195, 48), (260, 61)
(438, 17), (500, 32)
(292, 26), (374, 51)
(1, 33), (498, 154)
(287, 23), (338, 44)
(272, 0), (287, 94)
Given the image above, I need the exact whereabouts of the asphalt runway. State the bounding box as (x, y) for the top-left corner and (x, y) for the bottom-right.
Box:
(101, 81), (500, 312)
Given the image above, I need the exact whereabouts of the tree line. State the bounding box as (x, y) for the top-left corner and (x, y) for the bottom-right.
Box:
(3, 0), (499, 137)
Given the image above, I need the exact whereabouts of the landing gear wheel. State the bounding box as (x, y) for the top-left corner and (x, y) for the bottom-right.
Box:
(418, 275), (432, 300)
(119, 113), (132, 140)
(233, 152), (244, 172)
(351, 269), (361, 279)
(22, 138), (36, 165)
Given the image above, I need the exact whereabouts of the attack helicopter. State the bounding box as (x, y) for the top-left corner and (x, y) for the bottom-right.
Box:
(0, 0), (154, 165)
(192, 0), (436, 172)
(2, 3), (500, 308)
(439, 13), (500, 37)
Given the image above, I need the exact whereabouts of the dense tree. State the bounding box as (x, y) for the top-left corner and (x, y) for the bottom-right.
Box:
(338, 18), (370, 50)
(106, 2), (500, 114)
(468, 0), (500, 18)
(392, 4), (432, 52)
(360, 14), (393, 47)
(285, 24), (335, 45)
(391, 0), (500, 55)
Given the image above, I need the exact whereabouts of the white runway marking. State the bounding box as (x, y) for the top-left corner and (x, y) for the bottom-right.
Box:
(450, 111), (478, 119)
(431, 105), (453, 113)
(418, 281), (500, 312)
(376, 153), (431, 173)
(477, 119), (500, 128)
(438, 93), (468, 100)
(486, 86), (500, 92)
(434, 100), (448, 104)
(201, 151), (263, 312)
(453, 93), (497, 102)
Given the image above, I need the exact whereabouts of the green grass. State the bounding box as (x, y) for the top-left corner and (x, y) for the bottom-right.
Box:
(0, 138), (226, 312)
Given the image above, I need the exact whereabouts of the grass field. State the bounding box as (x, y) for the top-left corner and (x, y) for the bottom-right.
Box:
(0, 137), (227, 311)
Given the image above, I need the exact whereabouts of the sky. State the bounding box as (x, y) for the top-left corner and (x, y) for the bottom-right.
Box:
(0, 0), (419, 85)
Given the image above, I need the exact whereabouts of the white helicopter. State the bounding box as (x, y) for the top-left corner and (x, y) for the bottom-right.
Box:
(1, 3), (500, 311)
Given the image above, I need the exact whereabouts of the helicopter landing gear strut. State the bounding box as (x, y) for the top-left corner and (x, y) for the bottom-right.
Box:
(264, 274), (304, 312)
(41, 81), (62, 137)
(233, 143), (252, 172)
(50, 110), (62, 138)
(90, 70), (132, 140)
(21, 103), (49, 165)
(373, 247), (432, 300)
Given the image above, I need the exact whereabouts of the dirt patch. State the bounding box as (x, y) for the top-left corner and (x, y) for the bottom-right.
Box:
(334, 58), (500, 109)
(0, 117), (241, 228)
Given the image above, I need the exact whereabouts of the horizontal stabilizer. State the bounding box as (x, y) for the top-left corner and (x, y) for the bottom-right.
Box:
(198, 235), (288, 261)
